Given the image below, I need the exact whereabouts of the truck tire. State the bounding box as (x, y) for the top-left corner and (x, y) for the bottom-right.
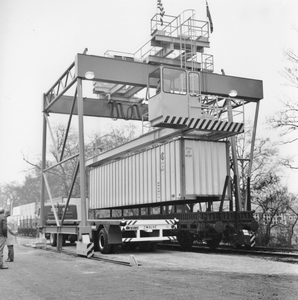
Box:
(98, 228), (112, 254)
(51, 234), (57, 247)
(51, 234), (66, 247)
(206, 234), (222, 250)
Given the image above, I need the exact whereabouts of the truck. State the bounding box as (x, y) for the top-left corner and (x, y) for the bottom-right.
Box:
(12, 198), (81, 243)
(41, 198), (81, 246)
(40, 9), (262, 255)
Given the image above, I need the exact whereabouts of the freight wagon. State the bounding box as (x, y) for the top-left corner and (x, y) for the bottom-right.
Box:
(87, 134), (258, 251)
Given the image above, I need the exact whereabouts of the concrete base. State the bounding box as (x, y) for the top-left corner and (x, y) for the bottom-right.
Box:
(31, 239), (47, 249)
(76, 235), (94, 258)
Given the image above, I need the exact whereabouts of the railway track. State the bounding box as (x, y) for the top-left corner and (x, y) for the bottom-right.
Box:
(23, 237), (298, 266)
(158, 242), (298, 264)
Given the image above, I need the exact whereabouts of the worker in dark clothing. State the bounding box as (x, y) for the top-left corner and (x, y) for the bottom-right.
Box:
(0, 207), (8, 269)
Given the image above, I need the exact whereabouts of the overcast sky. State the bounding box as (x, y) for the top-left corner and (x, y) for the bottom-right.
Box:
(0, 0), (297, 192)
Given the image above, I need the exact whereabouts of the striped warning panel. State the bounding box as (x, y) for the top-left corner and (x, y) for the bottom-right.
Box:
(165, 219), (177, 226)
(250, 233), (256, 247)
(163, 116), (244, 133)
(123, 238), (133, 243)
(126, 220), (138, 226)
(87, 242), (94, 258)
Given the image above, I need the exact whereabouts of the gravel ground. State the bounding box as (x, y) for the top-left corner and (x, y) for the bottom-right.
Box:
(0, 238), (297, 300)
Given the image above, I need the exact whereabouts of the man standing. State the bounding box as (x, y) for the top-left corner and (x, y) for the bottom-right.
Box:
(5, 210), (18, 262)
(0, 207), (8, 269)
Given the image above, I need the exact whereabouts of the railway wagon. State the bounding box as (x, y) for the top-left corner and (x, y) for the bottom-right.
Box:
(88, 135), (258, 250)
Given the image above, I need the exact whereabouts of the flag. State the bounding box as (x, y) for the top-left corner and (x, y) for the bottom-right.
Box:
(157, 0), (165, 26)
(206, 1), (213, 33)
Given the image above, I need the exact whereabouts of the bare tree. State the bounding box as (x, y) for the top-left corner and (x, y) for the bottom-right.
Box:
(253, 175), (291, 246)
(87, 123), (139, 157)
(235, 124), (280, 205)
(0, 182), (23, 208)
(8, 123), (140, 206)
(284, 195), (298, 247)
(267, 44), (298, 169)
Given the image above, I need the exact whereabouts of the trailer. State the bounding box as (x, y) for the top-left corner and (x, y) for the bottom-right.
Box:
(12, 203), (39, 237)
(40, 9), (263, 255)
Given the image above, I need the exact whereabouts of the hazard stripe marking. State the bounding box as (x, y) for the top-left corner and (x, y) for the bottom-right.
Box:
(162, 116), (243, 133)
(206, 119), (213, 130)
(210, 120), (218, 130)
(183, 118), (188, 125)
(250, 233), (256, 247)
(87, 242), (94, 258)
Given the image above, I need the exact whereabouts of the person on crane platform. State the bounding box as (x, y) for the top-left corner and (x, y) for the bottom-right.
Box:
(5, 210), (18, 262)
(0, 207), (8, 269)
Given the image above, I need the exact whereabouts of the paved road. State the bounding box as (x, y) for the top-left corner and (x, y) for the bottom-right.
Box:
(1, 239), (298, 300)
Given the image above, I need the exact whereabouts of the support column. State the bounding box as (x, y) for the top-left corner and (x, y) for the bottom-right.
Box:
(227, 98), (241, 211)
(246, 101), (260, 210)
(77, 78), (89, 238)
(40, 94), (47, 229)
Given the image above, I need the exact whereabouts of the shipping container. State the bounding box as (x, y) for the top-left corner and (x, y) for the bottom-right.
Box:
(12, 202), (39, 236)
(89, 138), (228, 209)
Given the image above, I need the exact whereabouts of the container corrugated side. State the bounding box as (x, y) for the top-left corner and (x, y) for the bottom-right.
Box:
(89, 139), (228, 209)
(183, 139), (228, 197)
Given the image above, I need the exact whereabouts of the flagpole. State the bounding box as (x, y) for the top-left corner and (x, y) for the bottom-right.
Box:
(157, 0), (165, 27)
(206, 0), (213, 34)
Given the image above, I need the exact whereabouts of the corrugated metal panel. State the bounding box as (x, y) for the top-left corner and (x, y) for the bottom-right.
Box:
(89, 139), (228, 209)
(184, 140), (227, 197)
(12, 207), (21, 216)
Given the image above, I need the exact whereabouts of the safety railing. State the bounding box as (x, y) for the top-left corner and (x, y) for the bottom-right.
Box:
(104, 10), (212, 72)
(199, 95), (244, 124)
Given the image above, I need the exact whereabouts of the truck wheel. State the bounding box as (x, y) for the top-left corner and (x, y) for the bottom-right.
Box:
(68, 235), (77, 244)
(62, 235), (67, 246)
(51, 234), (57, 247)
(98, 228), (112, 254)
(206, 234), (222, 250)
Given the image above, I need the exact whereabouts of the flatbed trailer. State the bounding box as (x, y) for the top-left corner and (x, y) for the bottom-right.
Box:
(44, 217), (178, 254)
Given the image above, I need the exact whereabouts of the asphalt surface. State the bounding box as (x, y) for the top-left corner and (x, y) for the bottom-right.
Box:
(1, 237), (298, 300)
